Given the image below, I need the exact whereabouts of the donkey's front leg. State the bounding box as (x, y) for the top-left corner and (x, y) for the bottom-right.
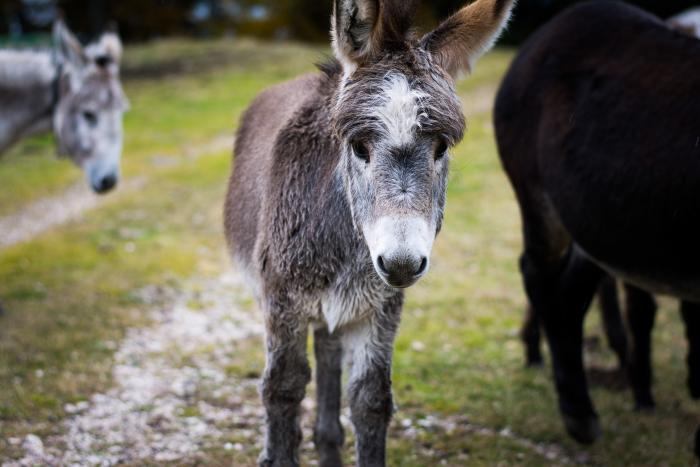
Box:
(344, 295), (402, 467)
(313, 325), (345, 467)
(259, 306), (311, 467)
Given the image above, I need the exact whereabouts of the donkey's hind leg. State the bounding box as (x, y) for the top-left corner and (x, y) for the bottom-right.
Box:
(681, 301), (700, 399)
(515, 191), (603, 443)
(522, 244), (604, 444)
(344, 294), (402, 467)
(313, 325), (345, 467)
(521, 304), (544, 366)
(625, 284), (657, 410)
(597, 276), (628, 371)
(259, 306), (311, 467)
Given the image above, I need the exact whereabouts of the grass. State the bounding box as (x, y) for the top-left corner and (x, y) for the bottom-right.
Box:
(0, 40), (697, 465)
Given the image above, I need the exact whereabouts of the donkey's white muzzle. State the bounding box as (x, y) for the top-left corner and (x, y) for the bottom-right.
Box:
(364, 216), (434, 288)
(85, 159), (120, 194)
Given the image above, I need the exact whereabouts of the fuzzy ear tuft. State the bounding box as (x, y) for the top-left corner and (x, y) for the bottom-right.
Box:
(421, 0), (516, 79)
(53, 19), (87, 67)
(332, 0), (416, 72)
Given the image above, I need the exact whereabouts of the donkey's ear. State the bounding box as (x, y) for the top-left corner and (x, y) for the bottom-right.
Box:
(421, 0), (516, 79)
(332, 0), (380, 70)
(332, 0), (415, 71)
(53, 19), (87, 67)
(86, 30), (123, 69)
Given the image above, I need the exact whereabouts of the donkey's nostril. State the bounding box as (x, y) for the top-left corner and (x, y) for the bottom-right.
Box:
(377, 255), (389, 274)
(95, 174), (117, 194)
(415, 257), (428, 276)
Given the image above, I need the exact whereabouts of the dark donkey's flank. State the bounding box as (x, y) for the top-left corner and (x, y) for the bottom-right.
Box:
(495, 1), (700, 445)
(225, 0), (515, 465)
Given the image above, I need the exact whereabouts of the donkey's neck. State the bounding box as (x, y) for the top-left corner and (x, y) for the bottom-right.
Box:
(0, 49), (58, 154)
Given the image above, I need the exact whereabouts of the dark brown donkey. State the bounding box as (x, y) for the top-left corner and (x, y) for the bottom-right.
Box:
(495, 1), (700, 444)
(225, 0), (515, 465)
(518, 8), (700, 415)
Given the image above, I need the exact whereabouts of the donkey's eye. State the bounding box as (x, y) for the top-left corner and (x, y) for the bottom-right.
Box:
(82, 111), (98, 127)
(351, 141), (370, 163)
(435, 140), (449, 160)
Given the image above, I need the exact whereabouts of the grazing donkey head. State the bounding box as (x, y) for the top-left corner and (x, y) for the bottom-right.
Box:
(52, 20), (128, 194)
(332, 0), (514, 288)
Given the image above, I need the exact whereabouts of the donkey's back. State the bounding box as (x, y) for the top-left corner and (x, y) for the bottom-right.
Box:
(225, 72), (326, 267)
(496, 0), (700, 296)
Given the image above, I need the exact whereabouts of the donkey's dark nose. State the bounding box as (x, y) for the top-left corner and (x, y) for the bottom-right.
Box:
(95, 174), (118, 194)
(376, 253), (428, 288)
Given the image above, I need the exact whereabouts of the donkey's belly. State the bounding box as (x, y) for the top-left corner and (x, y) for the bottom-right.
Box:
(548, 173), (700, 301)
(583, 248), (700, 302)
(556, 192), (700, 301)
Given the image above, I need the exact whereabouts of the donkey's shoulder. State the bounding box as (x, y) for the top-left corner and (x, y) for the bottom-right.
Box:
(236, 72), (326, 157)
(241, 72), (324, 130)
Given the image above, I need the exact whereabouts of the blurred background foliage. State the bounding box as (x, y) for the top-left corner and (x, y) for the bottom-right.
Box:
(1, 0), (699, 45)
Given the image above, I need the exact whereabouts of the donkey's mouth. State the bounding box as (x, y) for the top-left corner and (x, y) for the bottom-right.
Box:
(381, 277), (419, 289)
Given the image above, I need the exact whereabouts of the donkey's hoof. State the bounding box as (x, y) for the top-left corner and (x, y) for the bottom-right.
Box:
(258, 454), (299, 467)
(563, 414), (600, 445)
(525, 359), (544, 369)
(525, 352), (544, 368)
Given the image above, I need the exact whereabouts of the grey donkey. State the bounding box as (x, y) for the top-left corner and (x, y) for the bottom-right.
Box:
(225, 0), (515, 465)
(0, 19), (128, 194)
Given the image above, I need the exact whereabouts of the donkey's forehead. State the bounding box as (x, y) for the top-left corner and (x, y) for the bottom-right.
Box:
(74, 74), (127, 110)
(336, 55), (465, 145)
(371, 74), (428, 147)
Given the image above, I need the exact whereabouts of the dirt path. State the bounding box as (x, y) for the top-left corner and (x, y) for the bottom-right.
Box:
(0, 134), (233, 251)
(0, 177), (146, 250)
(4, 269), (264, 465)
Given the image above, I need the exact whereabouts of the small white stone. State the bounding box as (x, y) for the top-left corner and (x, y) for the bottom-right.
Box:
(411, 341), (426, 352)
(22, 434), (44, 457)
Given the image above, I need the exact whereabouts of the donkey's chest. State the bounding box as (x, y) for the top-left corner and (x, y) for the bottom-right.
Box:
(319, 257), (395, 332)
